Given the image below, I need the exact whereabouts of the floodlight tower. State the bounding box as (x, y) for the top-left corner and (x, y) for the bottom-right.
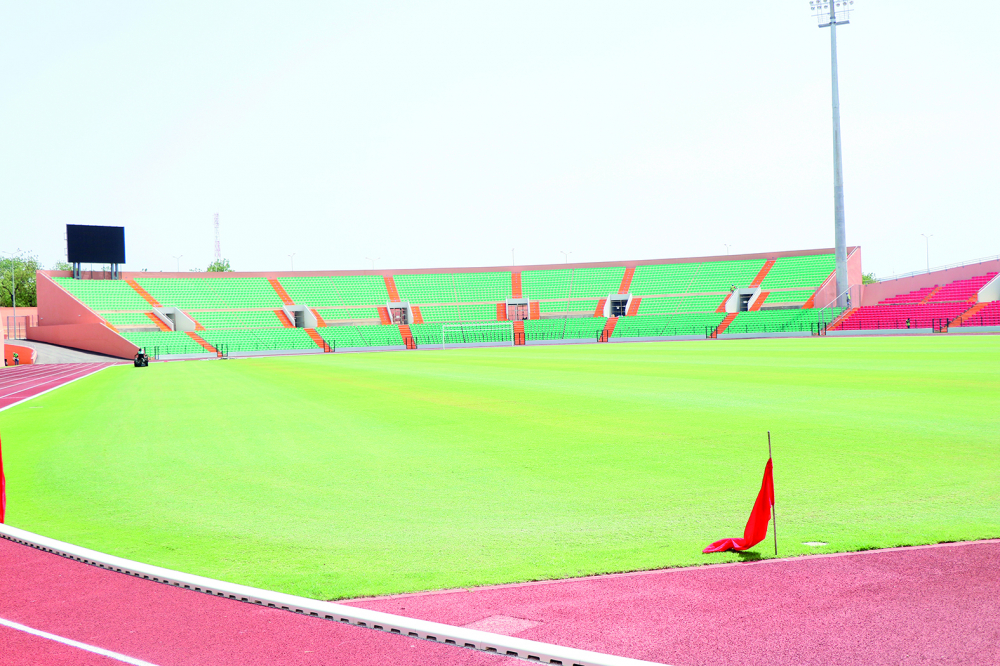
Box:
(811, 0), (855, 307)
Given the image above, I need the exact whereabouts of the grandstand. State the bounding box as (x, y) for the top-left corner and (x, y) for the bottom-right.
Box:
(832, 272), (999, 331)
(31, 246), (1000, 358)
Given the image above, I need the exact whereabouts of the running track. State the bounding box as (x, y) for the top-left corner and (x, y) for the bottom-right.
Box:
(0, 363), (120, 411)
(348, 540), (1000, 665)
(1, 536), (997, 665)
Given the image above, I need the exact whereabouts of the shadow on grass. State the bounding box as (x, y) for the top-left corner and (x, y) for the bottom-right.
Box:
(736, 551), (763, 561)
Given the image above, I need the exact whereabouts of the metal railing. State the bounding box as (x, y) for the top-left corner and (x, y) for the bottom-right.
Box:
(875, 255), (1000, 283)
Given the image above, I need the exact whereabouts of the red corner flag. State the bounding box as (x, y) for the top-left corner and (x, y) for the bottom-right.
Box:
(0, 433), (6, 524)
(703, 458), (774, 553)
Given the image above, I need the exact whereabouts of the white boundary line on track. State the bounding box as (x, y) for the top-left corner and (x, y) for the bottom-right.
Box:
(0, 616), (160, 666)
(0, 524), (667, 666)
(0, 364), (95, 395)
(0, 364), (118, 413)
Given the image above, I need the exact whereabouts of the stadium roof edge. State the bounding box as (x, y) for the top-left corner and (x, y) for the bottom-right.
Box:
(40, 246), (855, 279)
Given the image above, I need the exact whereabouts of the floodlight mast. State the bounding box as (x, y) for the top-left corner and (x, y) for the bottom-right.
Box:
(811, 0), (854, 307)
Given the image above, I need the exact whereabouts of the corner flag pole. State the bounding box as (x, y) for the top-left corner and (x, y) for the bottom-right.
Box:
(768, 431), (777, 556)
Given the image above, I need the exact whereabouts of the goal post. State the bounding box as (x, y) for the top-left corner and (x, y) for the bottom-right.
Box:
(441, 321), (515, 349)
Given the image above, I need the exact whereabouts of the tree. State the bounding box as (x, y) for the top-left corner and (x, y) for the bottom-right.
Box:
(207, 258), (233, 272)
(862, 272), (877, 285)
(0, 251), (40, 307)
(52, 261), (72, 272)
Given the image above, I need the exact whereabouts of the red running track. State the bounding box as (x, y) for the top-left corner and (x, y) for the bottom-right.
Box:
(0, 363), (120, 411)
(0, 537), (509, 666)
(348, 540), (1000, 666)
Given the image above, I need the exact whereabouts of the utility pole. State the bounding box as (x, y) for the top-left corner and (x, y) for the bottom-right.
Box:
(921, 234), (933, 273)
(810, 0), (855, 307)
(172, 255), (183, 272)
(288, 253), (296, 271)
(560, 251), (572, 264)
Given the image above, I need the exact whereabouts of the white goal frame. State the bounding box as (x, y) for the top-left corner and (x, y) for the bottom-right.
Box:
(441, 321), (515, 349)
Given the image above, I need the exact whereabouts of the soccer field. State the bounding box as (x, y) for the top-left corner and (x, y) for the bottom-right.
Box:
(2, 336), (998, 600)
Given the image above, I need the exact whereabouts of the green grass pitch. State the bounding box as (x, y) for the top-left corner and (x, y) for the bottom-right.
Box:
(2, 336), (998, 600)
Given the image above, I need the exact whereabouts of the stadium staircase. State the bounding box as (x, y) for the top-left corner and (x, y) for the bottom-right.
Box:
(377, 307), (392, 325)
(146, 312), (171, 332)
(953, 302), (989, 326)
(626, 297), (641, 316)
(919, 285), (942, 304)
(511, 272), (523, 298)
(512, 320), (525, 345)
(275, 310), (294, 328)
(126, 279), (161, 307)
(186, 332), (220, 356)
(618, 267), (635, 294)
(828, 308), (856, 331)
(186, 313), (207, 331)
(310, 308), (327, 327)
(715, 294), (730, 313)
(716, 313), (737, 335)
(529, 302), (540, 319)
(384, 276), (401, 302)
(750, 259), (775, 287)
(305, 328), (331, 351)
(268, 278), (295, 305)
(399, 324), (416, 349)
(496, 303), (507, 321)
(749, 292), (768, 311)
(410, 305), (424, 324)
(594, 298), (607, 317)
(598, 317), (617, 342)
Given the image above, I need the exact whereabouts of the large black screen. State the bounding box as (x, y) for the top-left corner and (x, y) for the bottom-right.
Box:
(66, 225), (126, 264)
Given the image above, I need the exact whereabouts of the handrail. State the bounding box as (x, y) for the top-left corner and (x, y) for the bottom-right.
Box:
(875, 255), (1000, 282)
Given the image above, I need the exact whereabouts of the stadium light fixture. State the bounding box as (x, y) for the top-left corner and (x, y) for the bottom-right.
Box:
(288, 253), (296, 271)
(921, 234), (933, 273)
(560, 251), (572, 263)
(723, 244), (732, 255)
(810, 0), (855, 307)
(172, 255), (183, 272)
(365, 257), (379, 270)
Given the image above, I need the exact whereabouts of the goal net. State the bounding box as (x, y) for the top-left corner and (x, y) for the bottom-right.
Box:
(441, 322), (515, 349)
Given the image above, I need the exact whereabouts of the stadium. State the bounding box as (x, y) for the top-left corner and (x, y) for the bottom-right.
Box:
(2, 4), (999, 666)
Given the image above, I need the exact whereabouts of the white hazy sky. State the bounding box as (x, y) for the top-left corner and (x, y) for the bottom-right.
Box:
(2, 2), (998, 276)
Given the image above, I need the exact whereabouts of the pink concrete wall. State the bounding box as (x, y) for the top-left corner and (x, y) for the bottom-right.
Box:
(27, 323), (137, 359)
(1, 307), (38, 338)
(41, 247), (857, 280)
(4, 343), (36, 365)
(860, 259), (1000, 306)
(30, 272), (137, 359)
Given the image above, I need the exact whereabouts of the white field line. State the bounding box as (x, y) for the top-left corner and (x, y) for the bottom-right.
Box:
(0, 365), (116, 413)
(0, 616), (160, 666)
(0, 524), (667, 666)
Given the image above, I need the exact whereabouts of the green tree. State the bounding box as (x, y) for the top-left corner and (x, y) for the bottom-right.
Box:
(0, 251), (40, 307)
(52, 261), (72, 272)
(207, 258), (233, 272)
(862, 272), (877, 285)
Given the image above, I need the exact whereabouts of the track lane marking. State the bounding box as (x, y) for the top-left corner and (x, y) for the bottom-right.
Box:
(0, 364), (117, 412)
(0, 364), (97, 394)
(0, 617), (160, 666)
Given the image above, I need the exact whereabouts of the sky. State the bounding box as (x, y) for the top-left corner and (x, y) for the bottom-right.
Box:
(1, 1), (998, 277)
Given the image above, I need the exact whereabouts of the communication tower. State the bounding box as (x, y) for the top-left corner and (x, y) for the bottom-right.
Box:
(214, 213), (221, 263)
